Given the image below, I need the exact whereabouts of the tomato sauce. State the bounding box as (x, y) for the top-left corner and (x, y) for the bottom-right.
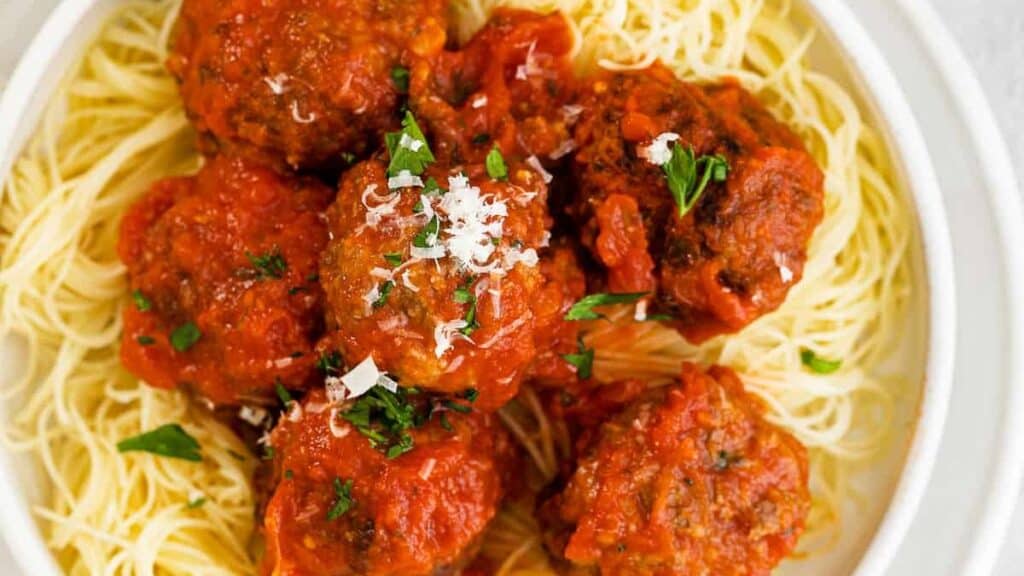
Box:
(571, 64), (824, 342)
(262, 390), (510, 576)
(119, 155), (332, 405)
(411, 9), (576, 166)
(169, 0), (447, 170)
(550, 364), (810, 575)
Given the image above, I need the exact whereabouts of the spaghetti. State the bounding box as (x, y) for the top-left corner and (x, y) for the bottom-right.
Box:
(0, 0), (912, 573)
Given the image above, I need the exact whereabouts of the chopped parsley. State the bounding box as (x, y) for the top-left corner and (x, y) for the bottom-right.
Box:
(326, 477), (355, 521)
(485, 145), (508, 181)
(284, 469), (294, 479)
(472, 133), (491, 146)
(227, 449), (247, 462)
(136, 335), (155, 346)
(170, 322), (201, 352)
(247, 248), (288, 279)
(459, 388), (479, 403)
(385, 111), (435, 177)
(275, 381), (293, 408)
(341, 152), (356, 166)
(316, 351), (343, 374)
(800, 348), (842, 374)
(390, 66), (410, 93)
(565, 293), (649, 321)
(132, 289), (152, 312)
(384, 252), (403, 267)
(662, 144), (729, 217)
(412, 215), (440, 248)
(442, 399), (472, 414)
(261, 446), (275, 461)
(439, 412), (453, 431)
(562, 338), (595, 379)
(373, 281), (395, 308)
(453, 277), (479, 336)
(117, 424), (202, 462)
(186, 496), (207, 509)
(423, 177), (446, 196)
(340, 386), (419, 459)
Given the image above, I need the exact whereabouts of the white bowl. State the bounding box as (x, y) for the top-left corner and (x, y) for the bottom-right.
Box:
(0, 0), (956, 574)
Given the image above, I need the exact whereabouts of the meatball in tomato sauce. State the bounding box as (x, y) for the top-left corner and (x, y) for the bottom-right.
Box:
(318, 148), (560, 411)
(118, 155), (332, 405)
(410, 9), (577, 166)
(571, 64), (824, 342)
(168, 0), (447, 170)
(548, 363), (810, 576)
(262, 389), (509, 576)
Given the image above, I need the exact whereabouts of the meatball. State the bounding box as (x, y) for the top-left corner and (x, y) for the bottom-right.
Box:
(571, 64), (825, 342)
(410, 9), (576, 165)
(118, 155), (332, 405)
(526, 242), (588, 386)
(168, 0), (447, 170)
(548, 363), (810, 575)
(262, 389), (508, 576)
(318, 146), (559, 411)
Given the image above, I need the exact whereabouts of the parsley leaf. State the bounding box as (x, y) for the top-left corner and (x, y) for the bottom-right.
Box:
(423, 177), (446, 196)
(275, 381), (293, 408)
(562, 338), (595, 379)
(485, 145), (508, 181)
(385, 111), (435, 177)
(800, 348), (842, 374)
(170, 322), (201, 352)
(662, 144), (730, 217)
(316, 351), (343, 374)
(373, 281), (395, 309)
(136, 335), (155, 346)
(384, 253), (403, 267)
(186, 496), (207, 509)
(390, 66), (410, 93)
(459, 388), (479, 403)
(247, 248), (288, 279)
(117, 424), (202, 462)
(132, 289), (152, 312)
(327, 477), (355, 521)
(412, 215), (440, 248)
(453, 277), (479, 336)
(565, 292), (649, 321)
(340, 386), (420, 458)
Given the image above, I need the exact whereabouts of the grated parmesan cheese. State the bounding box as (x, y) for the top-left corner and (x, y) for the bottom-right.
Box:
(401, 269), (419, 292)
(290, 100), (316, 124)
(361, 184), (401, 228)
(263, 73), (290, 95)
(638, 132), (680, 166)
(549, 138), (576, 160)
(339, 356), (387, 399)
(399, 132), (425, 152)
(525, 155), (553, 184)
(471, 95), (488, 109)
(388, 169), (423, 190)
(238, 406), (269, 427)
(418, 458), (437, 480)
(434, 319), (469, 358)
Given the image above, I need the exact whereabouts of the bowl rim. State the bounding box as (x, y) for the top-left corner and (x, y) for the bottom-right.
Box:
(893, 0), (1024, 572)
(0, 0), (957, 575)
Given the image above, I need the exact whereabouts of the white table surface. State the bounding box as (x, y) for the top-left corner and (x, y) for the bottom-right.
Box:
(0, 0), (1021, 574)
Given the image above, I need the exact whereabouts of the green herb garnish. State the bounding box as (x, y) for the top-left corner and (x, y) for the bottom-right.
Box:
(170, 322), (201, 352)
(385, 111), (435, 177)
(117, 424), (202, 462)
(661, 144), (729, 217)
(132, 289), (152, 312)
(459, 388), (479, 403)
(453, 277), (479, 336)
(136, 335), (155, 346)
(390, 66), (410, 93)
(247, 248), (288, 279)
(562, 338), (595, 379)
(800, 348), (842, 374)
(423, 177), (446, 196)
(384, 253), (403, 267)
(326, 477), (355, 521)
(373, 281), (395, 309)
(316, 351), (343, 374)
(472, 133), (491, 146)
(485, 145), (508, 181)
(340, 386), (419, 458)
(565, 293), (649, 321)
(186, 496), (207, 509)
(275, 381), (293, 408)
(412, 215), (440, 248)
